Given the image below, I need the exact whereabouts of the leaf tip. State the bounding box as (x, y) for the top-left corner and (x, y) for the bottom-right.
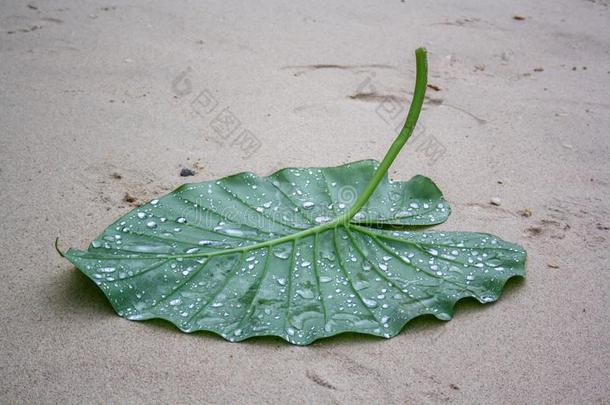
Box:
(54, 237), (66, 258)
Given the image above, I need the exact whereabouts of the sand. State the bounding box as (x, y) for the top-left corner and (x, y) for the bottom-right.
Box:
(1, 0), (609, 403)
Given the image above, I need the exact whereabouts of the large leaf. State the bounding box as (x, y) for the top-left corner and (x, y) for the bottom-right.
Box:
(59, 48), (526, 345)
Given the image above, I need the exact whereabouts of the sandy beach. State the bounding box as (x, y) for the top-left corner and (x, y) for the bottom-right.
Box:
(1, 0), (609, 403)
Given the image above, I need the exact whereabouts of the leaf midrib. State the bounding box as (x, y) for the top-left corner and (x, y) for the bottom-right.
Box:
(76, 219), (355, 260)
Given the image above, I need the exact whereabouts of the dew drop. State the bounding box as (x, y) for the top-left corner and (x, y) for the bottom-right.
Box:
(99, 267), (116, 273)
(273, 249), (290, 260)
(214, 226), (246, 238)
(353, 212), (366, 221)
(296, 289), (314, 299)
(362, 298), (378, 308)
(314, 216), (332, 224)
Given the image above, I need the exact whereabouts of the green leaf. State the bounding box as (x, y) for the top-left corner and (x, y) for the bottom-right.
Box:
(60, 48), (526, 345)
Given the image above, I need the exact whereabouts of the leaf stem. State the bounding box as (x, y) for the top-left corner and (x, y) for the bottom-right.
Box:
(338, 47), (428, 223)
